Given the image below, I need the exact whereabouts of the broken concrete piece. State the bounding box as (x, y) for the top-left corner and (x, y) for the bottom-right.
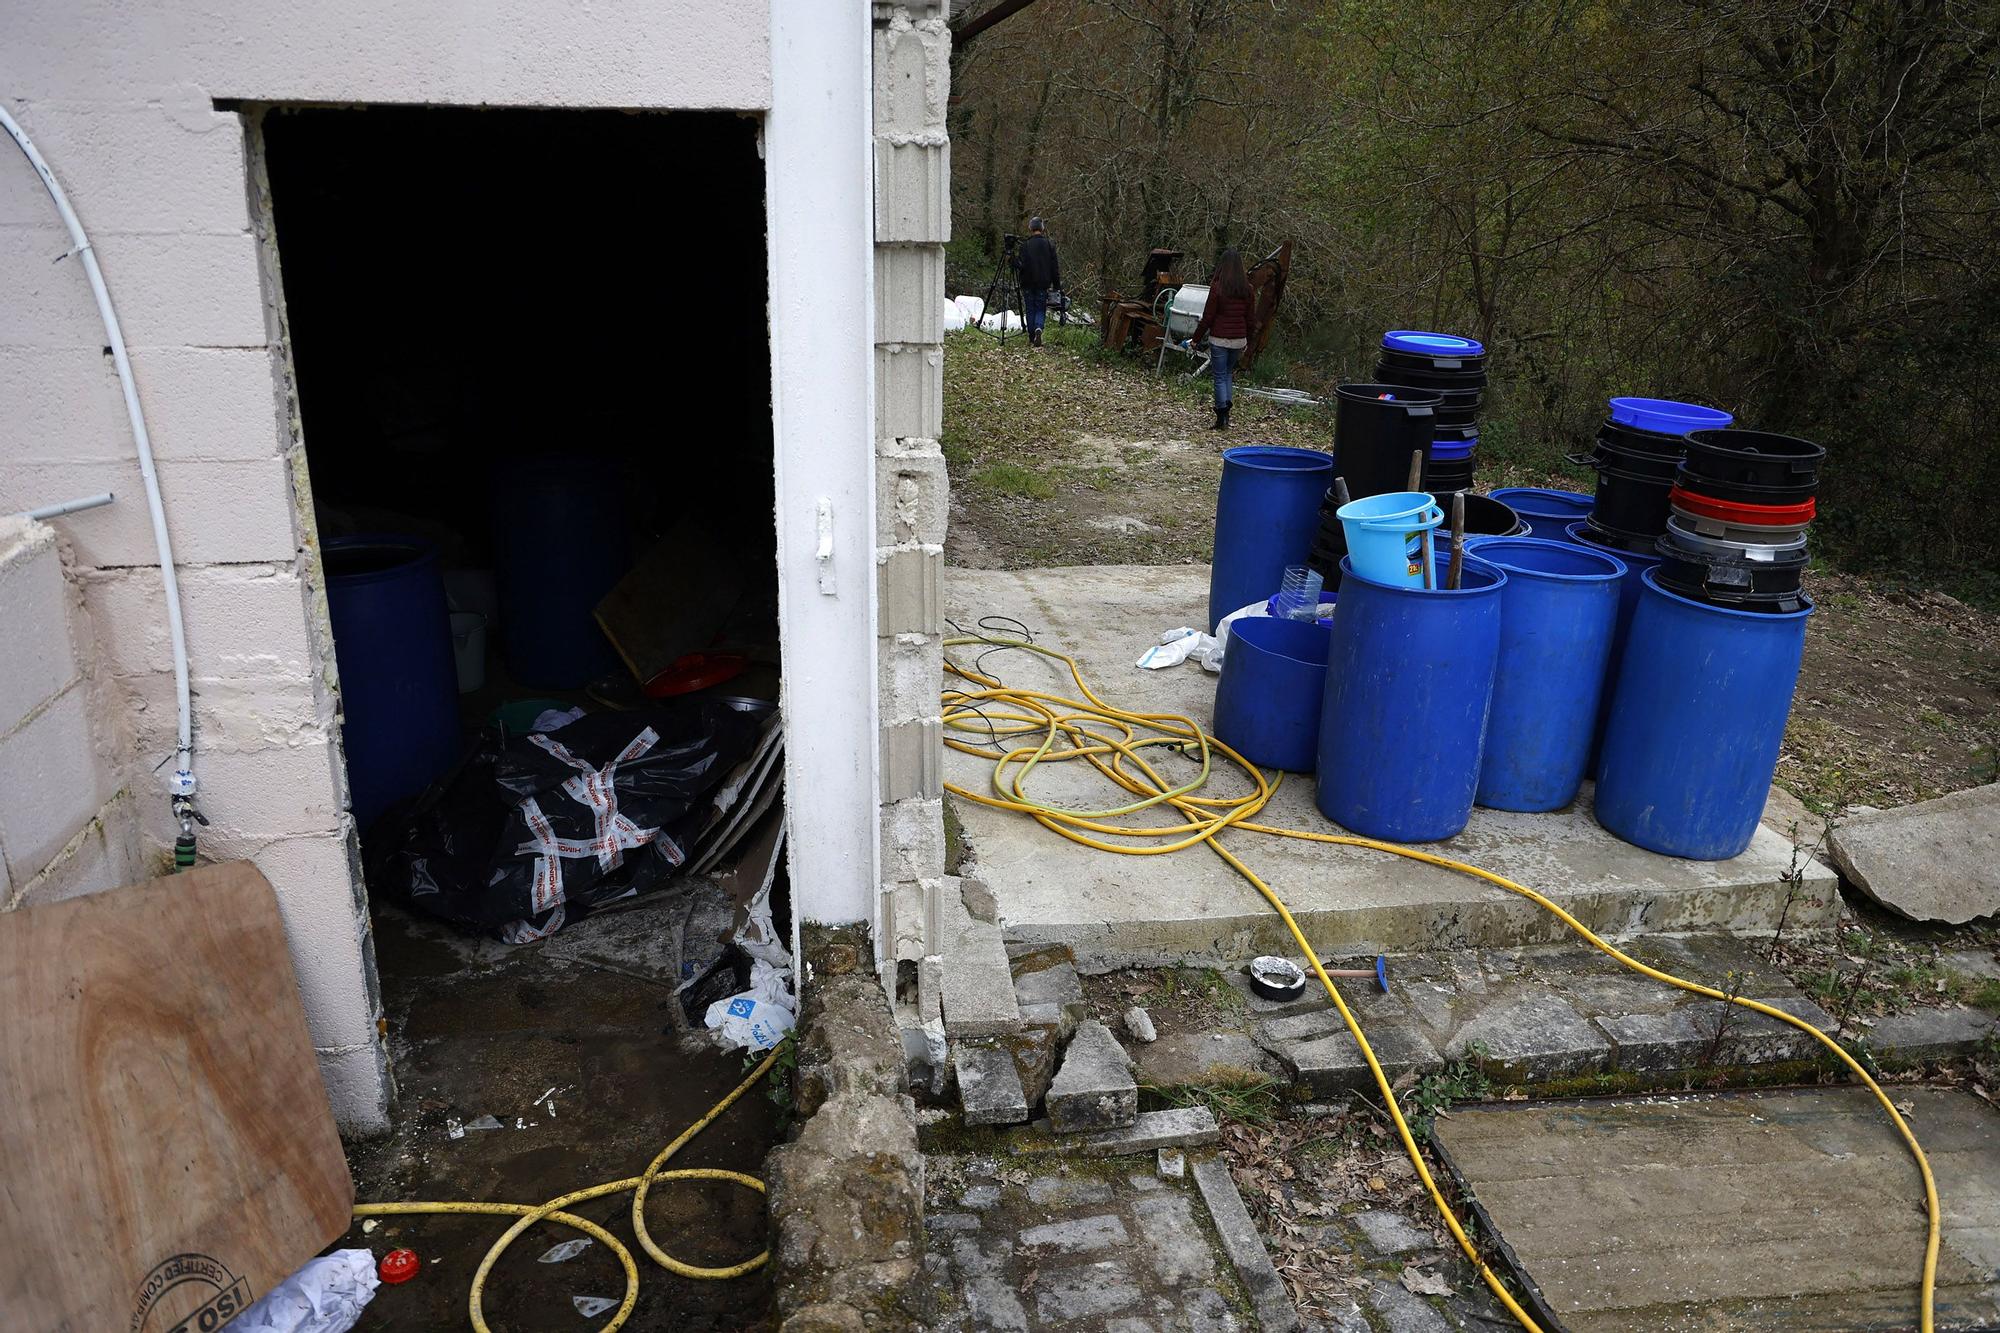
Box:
(1158, 1148), (1186, 1179)
(1033, 1106), (1220, 1155)
(1132, 1029), (1278, 1089)
(1827, 782), (2000, 924)
(1858, 1005), (1999, 1064)
(937, 877), (1022, 1037)
(1124, 1005), (1157, 1043)
(1353, 1209), (1432, 1257)
(1190, 1156), (1303, 1333)
(954, 1043), (1029, 1126)
(1046, 1020), (1138, 1133)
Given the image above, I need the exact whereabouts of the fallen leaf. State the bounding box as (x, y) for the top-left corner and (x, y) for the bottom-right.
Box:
(1401, 1266), (1454, 1297)
(1367, 1175), (1388, 1193)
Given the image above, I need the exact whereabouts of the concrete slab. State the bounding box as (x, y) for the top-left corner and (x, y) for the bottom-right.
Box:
(956, 1042), (1029, 1126)
(1829, 782), (2000, 924)
(937, 874), (1022, 1037)
(1191, 1155), (1303, 1333)
(1432, 1086), (2000, 1331)
(946, 565), (1840, 968)
(1046, 1020), (1138, 1133)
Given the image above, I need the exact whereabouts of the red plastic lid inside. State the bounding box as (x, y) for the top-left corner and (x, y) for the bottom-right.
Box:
(379, 1248), (421, 1284)
(1669, 488), (1816, 525)
(643, 652), (749, 699)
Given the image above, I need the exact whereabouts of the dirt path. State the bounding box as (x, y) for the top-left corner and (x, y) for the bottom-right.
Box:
(941, 327), (2000, 809)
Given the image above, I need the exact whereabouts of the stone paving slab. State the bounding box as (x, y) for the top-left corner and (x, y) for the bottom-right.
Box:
(1048, 1020), (1139, 1133)
(1031, 1106), (1222, 1155)
(946, 564), (1839, 967)
(1191, 1156), (1303, 1333)
(1431, 1086), (2000, 1331)
(916, 1151), (1274, 1331)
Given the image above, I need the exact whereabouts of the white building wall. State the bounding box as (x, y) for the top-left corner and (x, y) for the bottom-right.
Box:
(0, 1), (774, 1132)
(0, 517), (151, 912)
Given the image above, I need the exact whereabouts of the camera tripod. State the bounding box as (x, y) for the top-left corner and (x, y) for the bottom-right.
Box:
(977, 236), (1026, 346)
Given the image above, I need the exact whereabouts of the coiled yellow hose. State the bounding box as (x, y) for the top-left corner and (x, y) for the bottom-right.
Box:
(942, 633), (1938, 1333)
(353, 1042), (782, 1331)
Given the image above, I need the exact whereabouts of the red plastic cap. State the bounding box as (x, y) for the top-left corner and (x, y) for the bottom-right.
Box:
(379, 1248), (421, 1284)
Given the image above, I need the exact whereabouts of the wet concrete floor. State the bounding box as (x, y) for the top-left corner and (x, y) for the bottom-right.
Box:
(338, 896), (778, 1331)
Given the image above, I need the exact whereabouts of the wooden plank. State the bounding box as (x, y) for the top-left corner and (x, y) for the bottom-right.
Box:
(0, 862), (354, 1333)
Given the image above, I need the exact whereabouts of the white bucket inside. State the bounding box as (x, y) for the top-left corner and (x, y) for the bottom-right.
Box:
(450, 611), (487, 694)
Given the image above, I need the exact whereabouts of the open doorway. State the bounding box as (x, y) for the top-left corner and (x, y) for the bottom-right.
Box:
(259, 106), (790, 1322)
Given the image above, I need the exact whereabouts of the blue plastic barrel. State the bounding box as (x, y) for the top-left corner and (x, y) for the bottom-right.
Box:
(1213, 616), (1333, 772)
(1208, 447), (1335, 631)
(1595, 572), (1813, 859)
(1562, 520), (1663, 758)
(1487, 487), (1593, 538)
(324, 536), (462, 828)
(492, 457), (630, 687)
(1316, 554), (1506, 842)
(1469, 538), (1626, 812)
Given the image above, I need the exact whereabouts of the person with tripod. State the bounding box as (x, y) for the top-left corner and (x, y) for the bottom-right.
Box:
(1190, 247), (1259, 429)
(1013, 216), (1061, 348)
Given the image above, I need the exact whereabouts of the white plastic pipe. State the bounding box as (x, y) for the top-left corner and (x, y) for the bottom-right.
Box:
(22, 491), (115, 520)
(1, 106), (196, 811)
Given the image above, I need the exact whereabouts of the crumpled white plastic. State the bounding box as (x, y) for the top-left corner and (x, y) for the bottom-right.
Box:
(223, 1249), (378, 1333)
(531, 705), (587, 733)
(704, 958), (797, 1052)
(1136, 627), (1219, 670)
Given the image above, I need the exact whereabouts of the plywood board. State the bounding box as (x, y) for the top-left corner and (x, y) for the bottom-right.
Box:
(0, 862), (354, 1333)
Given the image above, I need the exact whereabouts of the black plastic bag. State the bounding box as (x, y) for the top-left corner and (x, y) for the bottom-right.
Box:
(369, 702), (760, 939)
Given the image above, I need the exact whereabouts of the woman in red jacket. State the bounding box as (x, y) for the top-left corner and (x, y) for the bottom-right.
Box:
(1191, 248), (1260, 430)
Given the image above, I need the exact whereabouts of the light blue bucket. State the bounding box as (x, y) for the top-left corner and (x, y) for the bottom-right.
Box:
(1336, 491), (1443, 588)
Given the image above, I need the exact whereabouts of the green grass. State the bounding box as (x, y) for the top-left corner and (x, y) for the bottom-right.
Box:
(972, 460), (1055, 499)
(1400, 1045), (1492, 1139)
(1967, 978), (2000, 1014)
(1148, 1071), (1285, 1126)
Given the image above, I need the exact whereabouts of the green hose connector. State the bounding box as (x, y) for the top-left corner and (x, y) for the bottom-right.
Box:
(173, 833), (197, 871)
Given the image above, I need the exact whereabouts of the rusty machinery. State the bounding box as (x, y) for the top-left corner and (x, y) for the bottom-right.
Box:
(1098, 240), (1291, 377)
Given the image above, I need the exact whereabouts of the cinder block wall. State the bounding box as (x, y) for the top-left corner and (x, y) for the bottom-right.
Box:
(0, 517), (150, 910)
(872, 1), (952, 961)
(0, 0), (775, 1132)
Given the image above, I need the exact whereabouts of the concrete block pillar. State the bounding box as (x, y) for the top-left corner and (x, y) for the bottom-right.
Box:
(872, 1), (950, 960)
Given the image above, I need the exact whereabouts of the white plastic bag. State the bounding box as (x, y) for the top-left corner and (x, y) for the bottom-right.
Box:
(224, 1249), (378, 1333)
(943, 299), (969, 332)
(1136, 627), (1218, 670)
(704, 959), (796, 1051)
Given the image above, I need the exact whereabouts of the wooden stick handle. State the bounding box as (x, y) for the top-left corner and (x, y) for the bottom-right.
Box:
(1446, 491), (1466, 591)
(1332, 476), (1352, 507)
(1407, 449), (1424, 493)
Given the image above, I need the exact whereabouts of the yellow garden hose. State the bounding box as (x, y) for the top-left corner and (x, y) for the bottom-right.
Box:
(353, 1043), (783, 1332)
(941, 632), (1940, 1333)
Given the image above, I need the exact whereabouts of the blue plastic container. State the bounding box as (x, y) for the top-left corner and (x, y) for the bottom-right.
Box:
(1213, 615), (1333, 772)
(1608, 396), (1733, 436)
(1562, 520), (1663, 757)
(492, 457), (630, 687)
(1208, 447), (1335, 631)
(1316, 554), (1506, 842)
(1487, 487), (1593, 538)
(324, 536), (462, 828)
(1469, 538), (1626, 812)
(1383, 330), (1486, 358)
(1336, 491), (1443, 588)
(1595, 572), (1813, 859)
(1429, 435), (1477, 461)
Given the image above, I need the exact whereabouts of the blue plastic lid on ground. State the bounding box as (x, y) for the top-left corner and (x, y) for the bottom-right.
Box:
(1608, 396), (1733, 435)
(1382, 330), (1486, 357)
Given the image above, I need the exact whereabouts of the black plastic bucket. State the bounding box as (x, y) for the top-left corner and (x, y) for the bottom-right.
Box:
(1423, 452), (1477, 494)
(1334, 384), (1443, 500)
(1378, 346), (1488, 376)
(1579, 418), (1690, 541)
(1372, 360), (1488, 392)
(1580, 514), (1662, 555)
(1430, 492), (1522, 537)
(1681, 429), (1824, 492)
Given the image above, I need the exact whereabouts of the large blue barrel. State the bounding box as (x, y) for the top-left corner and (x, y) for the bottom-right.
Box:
(324, 536), (462, 828)
(1208, 447), (1335, 631)
(1487, 487), (1593, 538)
(1563, 520), (1662, 760)
(1596, 572), (1813, 859)
(1213, 615), (1332, 772)
(1316, 554), (1506, 842)
(1469, 538), (1626, 812)
(492, 457), (630, 687)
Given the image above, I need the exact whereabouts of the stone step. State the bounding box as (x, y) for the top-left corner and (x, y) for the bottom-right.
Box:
(1046, 1019), (1139, 1133)
(954, 1041), (1030, 1126)
(1144, 935), (2000, 1098)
